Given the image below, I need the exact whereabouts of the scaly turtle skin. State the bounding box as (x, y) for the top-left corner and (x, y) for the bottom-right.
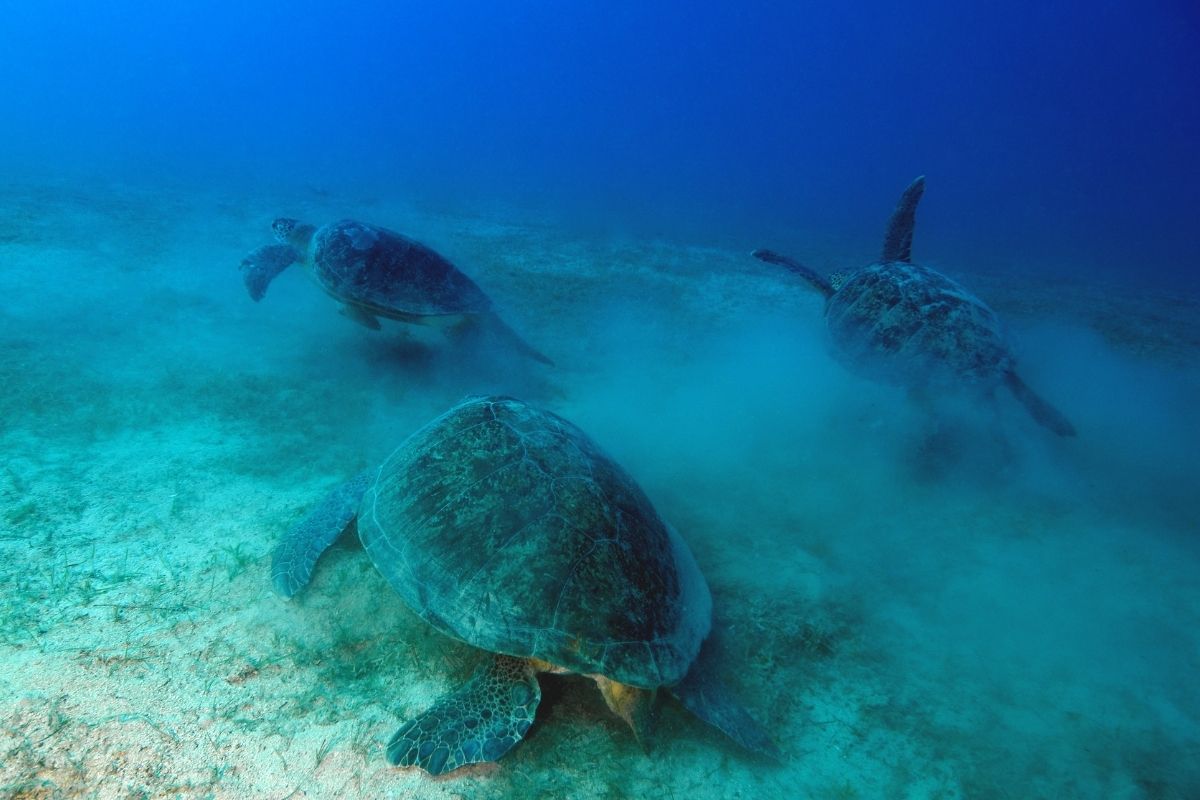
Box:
(239, 218), (552, 365)
(753, 177), (1075, 436)
(270, 396), (778, 775)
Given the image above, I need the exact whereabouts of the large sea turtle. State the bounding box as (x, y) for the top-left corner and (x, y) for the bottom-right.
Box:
(240, 218), (552, 365)
(753, 177), (1075, 436)
(271, 395), (778, 774)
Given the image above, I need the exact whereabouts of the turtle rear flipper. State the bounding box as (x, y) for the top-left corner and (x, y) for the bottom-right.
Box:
(240, 244), (298, 302)
(271, 471), (372, 598)
(483, 313), (554, 366)
(668, 640), (781, 761)
(594, 676), (658, 750)
(752, 249), (835, 300)
(450, 313), (555, 366)
(1003, 370), (1076, 437)
(387, 654), (541, 775)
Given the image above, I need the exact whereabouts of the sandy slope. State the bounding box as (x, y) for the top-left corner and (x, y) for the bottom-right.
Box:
(1, 177), (1197, 799)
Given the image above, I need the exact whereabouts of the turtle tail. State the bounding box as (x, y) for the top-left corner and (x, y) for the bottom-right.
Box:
(240, 244), (298, 301)
(751, 249), (835, 299)
(1004, 370), (1076, 437)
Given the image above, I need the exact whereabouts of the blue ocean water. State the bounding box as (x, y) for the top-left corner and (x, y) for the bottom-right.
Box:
(1, 2), (1198, 798)
(4, 1), (1198, 282)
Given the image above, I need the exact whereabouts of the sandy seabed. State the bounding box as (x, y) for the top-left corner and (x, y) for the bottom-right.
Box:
(1, 176), (1197, 799)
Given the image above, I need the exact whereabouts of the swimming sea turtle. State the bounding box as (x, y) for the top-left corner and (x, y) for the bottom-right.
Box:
(271, 395), (778, 774)
(753, 177), (1075, 436)
(240, 218), (552, 365)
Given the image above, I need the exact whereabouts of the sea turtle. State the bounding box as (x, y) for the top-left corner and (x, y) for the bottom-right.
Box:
(271, 395), (778, 774)
(239, 218), (552, 365)
(753, 176), (1075, 436)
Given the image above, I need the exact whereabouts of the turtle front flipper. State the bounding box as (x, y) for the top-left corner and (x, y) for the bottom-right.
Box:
(881, 175), (926, 263)
(1003, 369), (1076, 437)
(387, 654), (541, 775)
(240, 244), (299, 301)
(270, 471), (372, 598)
(668, 639), (781, 761)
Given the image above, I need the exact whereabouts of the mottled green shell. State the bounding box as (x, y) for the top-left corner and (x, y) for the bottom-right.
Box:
(825, 261), (1013, 387)
(357, 396), (711, 689)
(309, 220), (493, 318)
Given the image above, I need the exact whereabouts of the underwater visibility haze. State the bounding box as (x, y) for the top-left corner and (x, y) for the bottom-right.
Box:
(1, 1), (1198, 798)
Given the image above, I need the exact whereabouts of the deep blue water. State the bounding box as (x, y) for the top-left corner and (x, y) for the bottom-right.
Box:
(3, 1), (1197, 287)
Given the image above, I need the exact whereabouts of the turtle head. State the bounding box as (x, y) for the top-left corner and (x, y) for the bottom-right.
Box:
(272, 217), (317, 250)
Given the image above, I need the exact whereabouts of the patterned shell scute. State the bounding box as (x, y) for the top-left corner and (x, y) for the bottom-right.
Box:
(824, 261), (1013, 386)
(357, 397), (708, 689)
(310, 220), (493, 316)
